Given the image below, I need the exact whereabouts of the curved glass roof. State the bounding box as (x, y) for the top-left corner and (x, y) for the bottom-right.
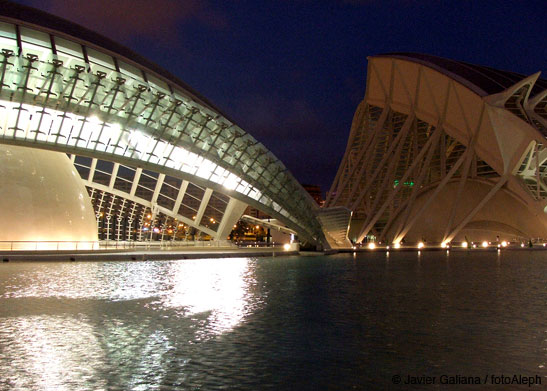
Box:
(376, 53), (546, 97)
(0, 0), (224, 116)
(0, 0), (325, 243)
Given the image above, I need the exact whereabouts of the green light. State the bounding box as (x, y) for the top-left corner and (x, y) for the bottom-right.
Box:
(394, 180), (414, 187)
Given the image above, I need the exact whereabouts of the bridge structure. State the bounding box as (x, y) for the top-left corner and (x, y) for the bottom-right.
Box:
(0, 2), (349, 249)
(326, 53), (547, 245)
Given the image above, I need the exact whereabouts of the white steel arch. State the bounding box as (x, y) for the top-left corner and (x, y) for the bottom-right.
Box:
(72, 155), (248, 241)
(0, 4), (326, 245)
(327, 54), (547, 245)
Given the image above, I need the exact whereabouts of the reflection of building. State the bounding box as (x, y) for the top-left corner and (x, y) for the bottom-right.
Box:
(326, 53), (547, 244)
(0, 2), (333, 247)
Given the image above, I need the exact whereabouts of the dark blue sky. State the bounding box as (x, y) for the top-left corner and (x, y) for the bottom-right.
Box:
(15, 0), (547, 193)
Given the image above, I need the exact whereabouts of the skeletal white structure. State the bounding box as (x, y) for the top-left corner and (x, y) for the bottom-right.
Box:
(326, 53), (547, 245)
(0, 3), (333, 247)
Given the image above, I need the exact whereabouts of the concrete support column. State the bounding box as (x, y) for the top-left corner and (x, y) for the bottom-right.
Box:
(109, 163), (119, 190)
(195, 188), (213, 226)
(151, 174), (165, 205)
(172, 180), (189, 214)
(214, 198), (248, 241)
(130, 168), (142, 197)
(88, 158), (98, 182)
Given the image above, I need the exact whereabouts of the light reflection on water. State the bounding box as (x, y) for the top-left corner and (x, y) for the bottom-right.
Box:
(0, 258), (261, 391)
(160, 258), (259, 335)
(0, 252), (546, 390)
(2, 258), (260, 334)
(1, 315), (108, 391)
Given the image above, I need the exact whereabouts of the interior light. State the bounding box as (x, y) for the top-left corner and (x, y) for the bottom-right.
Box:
(88, 115), (101, 124)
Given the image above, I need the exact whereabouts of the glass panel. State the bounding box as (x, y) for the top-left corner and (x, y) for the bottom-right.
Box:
(0, 22), (16, 39)
(20, 26), (49, 47)
(0, 36), (17, 52)
(146, 73), (170, 95)
(55, 36), (84, 60)
(118, 60), (145, 83)
(86, 47), (116, 70)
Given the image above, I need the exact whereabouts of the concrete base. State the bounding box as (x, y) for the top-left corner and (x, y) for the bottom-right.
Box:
(0, 246), (299, 262)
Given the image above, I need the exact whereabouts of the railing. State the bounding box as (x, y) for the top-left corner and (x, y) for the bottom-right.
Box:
(0, 241), (99, 251)
(236, 241), (299, 251)
(98, 240), (236, 250)
(0, 240), (297, 252)
(235, 241), (281, 248)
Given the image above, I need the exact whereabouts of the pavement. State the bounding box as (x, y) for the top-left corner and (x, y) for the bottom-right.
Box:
(0, 246), (300, 262)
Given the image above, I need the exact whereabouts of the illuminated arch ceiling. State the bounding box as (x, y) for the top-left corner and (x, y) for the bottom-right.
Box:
(326, 53), (547, 244)
(0, 2), (327, 244)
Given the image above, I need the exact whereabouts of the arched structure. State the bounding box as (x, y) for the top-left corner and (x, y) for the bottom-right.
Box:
(326, 53), (547, 245)
(0, 2), (330, 246)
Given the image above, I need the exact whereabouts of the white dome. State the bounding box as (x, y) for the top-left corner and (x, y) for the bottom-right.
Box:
(0, 145), (97, 247)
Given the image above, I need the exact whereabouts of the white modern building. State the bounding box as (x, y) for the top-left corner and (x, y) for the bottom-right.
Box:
(326, 53), (547, 245)
(0, 2), (353, 250)
(5, 2), (542, 250)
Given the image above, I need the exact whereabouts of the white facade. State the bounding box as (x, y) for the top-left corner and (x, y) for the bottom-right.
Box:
(327, 54), (547, 245)
(0, 144), (97, 247)
(0, 4), (330, 247)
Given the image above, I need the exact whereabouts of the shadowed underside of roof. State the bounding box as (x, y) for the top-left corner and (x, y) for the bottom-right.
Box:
(376, 52), (546, 97)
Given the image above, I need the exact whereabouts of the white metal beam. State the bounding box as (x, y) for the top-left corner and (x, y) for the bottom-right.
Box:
(172, 180), (189, 214)
(151, 173), (165, 205)
(88, 158), (97, 182)
(444, 176), (509, 243)
(129, 167), (142, 197)
(393, 148), (469, 243)
(82, 180), (216, 236)
(357, 125), (443, 242)
(109, 162), (119, 190)
(194, 188), (213, 226)
(215, 198), (248, 240)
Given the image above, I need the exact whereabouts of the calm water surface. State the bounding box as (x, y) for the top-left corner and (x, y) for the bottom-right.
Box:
(0, 251), (545, 390)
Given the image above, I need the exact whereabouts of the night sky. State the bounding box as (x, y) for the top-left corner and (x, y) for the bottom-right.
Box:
(12, 0), (547, 194)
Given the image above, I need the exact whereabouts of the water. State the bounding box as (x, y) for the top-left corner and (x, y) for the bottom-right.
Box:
(0, 251), (545, 390)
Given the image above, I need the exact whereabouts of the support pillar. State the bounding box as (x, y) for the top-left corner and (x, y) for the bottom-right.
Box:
(214, 198), (248, 241)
